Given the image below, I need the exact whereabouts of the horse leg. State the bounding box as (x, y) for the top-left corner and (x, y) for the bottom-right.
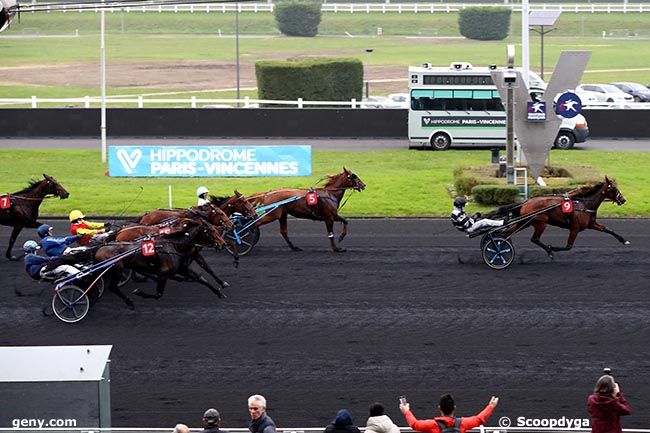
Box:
(107, 267), (135, 309)
(550, 227), (580, 252)
(326, 218), (346, 253)
(589, 221), (630, 245)
(337, 216), (349, 243)
(180, 265), (226, 299)
(133, 275), (167, 299)
(279, 211), (301, 251)
(529, 222), (555, 258)
(193, 253), (229, 290)
(6, 224), (24, 261)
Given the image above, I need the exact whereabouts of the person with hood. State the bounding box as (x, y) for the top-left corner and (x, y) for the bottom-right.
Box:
(365, 403), (400, 433)
(588, 374), (631, 433)
(400, 393), (499, 433)
(324, 409), (361, 433)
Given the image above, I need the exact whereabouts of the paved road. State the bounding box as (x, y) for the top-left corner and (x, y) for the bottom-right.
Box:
(1, 137), (650, 151)
(1, 218), (649, 429)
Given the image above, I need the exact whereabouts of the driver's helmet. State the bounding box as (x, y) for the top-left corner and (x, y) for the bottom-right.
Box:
(453, 196), (468, 208)
(37, 224), (53, 239)
(23, 240), (40, 253)
(69, 209), (85, 222)
(196, 186), (209, 198)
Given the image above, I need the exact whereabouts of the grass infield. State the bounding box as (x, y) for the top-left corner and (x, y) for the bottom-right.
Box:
(1, 148), (647, 218)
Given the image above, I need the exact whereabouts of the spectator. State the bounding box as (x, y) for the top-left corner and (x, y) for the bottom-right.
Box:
(325, 409), (361, 433)
(173, 424), (190, 433)
(248, 394), (276, 433)
(588, 374), (631, 433)
(37, 224), (81, 257)
(400, 394), (499, 433)
(200, 408), (225, 433)
(366, 403), (399, 433)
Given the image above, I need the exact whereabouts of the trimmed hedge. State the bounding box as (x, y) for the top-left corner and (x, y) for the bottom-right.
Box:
(458, 7), (511, 41)
(256, 57), (363, 103)
(471, 185), (521, 205)
(274, 1), (322, 37)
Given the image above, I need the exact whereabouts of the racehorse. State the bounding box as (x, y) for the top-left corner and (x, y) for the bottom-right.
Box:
(500, 176), (628, 258)
(209, 190), (257, 220)
(0, 174), (69, 260)
(138, 204), (234, 233)
(247, 168), (366, 252)
(95, 218), (228, 309)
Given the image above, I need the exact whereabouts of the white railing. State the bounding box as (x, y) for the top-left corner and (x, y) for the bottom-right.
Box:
(2, 96), (650, 109)
(30, 3), (649, 14)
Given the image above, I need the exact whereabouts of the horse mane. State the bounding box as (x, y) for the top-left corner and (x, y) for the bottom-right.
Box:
(323, 172), (344, 188)
(14, 178), (43, 195)
(568, 181), (604, 198)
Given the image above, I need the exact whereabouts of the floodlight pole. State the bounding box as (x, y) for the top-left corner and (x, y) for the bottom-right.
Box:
(235, 2), (240, 106)
(521, 0), (530, 87)
(100, 0), (107, 163)
(530, 25), (556, 80)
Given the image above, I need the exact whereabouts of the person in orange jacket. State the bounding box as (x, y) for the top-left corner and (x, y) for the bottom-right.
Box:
(400, 393), (499, 433)
(69, 209), (108, 246)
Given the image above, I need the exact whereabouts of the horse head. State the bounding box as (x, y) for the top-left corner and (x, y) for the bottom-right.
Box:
(343, 167), (366, 192)
(43, 174), (70, 199)
(604, 176), (626, 205)
(195, 204), (235, 232)
(193, 218), (228, 249)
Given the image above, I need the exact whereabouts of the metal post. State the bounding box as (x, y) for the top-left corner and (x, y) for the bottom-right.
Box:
(506, 44), (515, 185)
(100, 0), (107, 163)
(365, 48), (373, 98)
(540, 25), (544, 80)
(521, 0), (530, 87)
(235, 3), (240, 106)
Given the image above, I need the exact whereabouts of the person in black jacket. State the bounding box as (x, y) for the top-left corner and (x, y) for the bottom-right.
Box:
(324, 409), (361, 433)
(200, 408), (226, 433)
(248, 394), (276, 433)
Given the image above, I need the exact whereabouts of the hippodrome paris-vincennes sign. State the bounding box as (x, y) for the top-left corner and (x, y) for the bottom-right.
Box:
(108, 145), (312, 177)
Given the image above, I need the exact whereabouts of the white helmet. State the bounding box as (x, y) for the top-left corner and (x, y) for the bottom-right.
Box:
(196, 186), (209, 198)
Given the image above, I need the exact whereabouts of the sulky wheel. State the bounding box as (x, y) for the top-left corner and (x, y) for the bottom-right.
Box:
(87, 276), (105, 306)
(482, 237), (515, 270)
(225, 226), (259, 256)
(52, 284), (90, 324)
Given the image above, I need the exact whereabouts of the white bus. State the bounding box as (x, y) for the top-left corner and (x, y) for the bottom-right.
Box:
(407, 62), (588, 150)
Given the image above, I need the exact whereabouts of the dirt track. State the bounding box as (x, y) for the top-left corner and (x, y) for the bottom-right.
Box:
(1, 218), (649, 429)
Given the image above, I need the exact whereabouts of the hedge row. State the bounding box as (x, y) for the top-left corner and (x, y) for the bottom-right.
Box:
(255, 57), (363, 103)
(458, 7), (511, 41)
(274, 1), (322, 37)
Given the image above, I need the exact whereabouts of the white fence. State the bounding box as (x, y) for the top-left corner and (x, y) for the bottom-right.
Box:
(27, 3), (650, 14)
(1, 96), (649, 109)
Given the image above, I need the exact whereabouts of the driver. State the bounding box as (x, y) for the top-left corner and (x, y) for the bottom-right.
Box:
(37, 224), (82, 256)
(69, 210), (109, 246)
(451, 196), (504, 234)
(197, 186), (210, 206)
(23, 240), (80, 281)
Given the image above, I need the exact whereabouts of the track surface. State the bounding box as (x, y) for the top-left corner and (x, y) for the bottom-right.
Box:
(1, 218), (649, 429)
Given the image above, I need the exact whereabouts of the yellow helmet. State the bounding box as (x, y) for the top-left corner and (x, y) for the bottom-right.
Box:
(69, 209), (85, 222)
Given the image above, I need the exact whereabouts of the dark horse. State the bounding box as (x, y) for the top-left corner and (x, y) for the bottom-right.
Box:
(138, 204), (234, 232)
(500, 176), (628, 258)
(209, 190), (257, 220)
(247, 168), (366, 252)
(0, 174), (69, 260)
(95, 218), (228, 309)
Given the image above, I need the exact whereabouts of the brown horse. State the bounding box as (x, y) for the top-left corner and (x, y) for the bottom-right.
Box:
(209, 190), (257, 220)
(501, 176), (628, 258)
(247, 168), (366, 252)
(0, 174), (69, 260)
(95, 218), (228, 309)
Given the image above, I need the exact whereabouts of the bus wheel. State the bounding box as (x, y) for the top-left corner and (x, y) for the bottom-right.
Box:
(430, 133), (451, 150)
(554, 132), (575, 150)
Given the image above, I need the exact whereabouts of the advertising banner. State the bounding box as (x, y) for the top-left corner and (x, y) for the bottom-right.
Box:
(108, 145), (312, 177)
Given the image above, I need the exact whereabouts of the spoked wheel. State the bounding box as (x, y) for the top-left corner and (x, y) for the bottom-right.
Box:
(52, 284), (90, 323)
(225, 226), (260, 256)
(482, 237), (515, 270)
(87, 276), (105, 306)
(118, 268), (133, 288)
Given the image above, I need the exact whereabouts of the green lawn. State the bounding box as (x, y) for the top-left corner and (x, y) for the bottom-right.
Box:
(1, 11), (650, 99)
(1, 149), (647, 218)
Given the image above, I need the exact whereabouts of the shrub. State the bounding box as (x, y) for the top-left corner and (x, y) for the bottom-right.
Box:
(529, 186), (574, 197)
(256, 57), (363, 103)
(458, 7), (511, 41)
(471, 185), (521, 205)
(274, 1), (322, 37)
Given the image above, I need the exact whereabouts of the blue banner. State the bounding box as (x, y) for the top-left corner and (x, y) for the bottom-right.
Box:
(108, 145), (312, 177)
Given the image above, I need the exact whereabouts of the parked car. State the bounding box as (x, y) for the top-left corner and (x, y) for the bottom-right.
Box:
(387, 93), (410, 109)
(572, 89), (599, 105)
(576, 84), (633, 103)
(360, 96), (390, 109)
(610, 82), (650, 102)
(554, 113), (589, 150)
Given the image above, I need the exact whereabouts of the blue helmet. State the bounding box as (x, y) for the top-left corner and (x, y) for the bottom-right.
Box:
(23, 240), (40, 253)
(37, 224), (52, 239)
